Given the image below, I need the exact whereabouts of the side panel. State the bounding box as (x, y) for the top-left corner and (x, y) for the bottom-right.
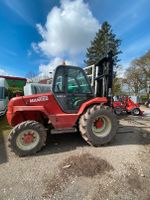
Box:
(49, 97), (107, 129)
(49, 113), (79, 129)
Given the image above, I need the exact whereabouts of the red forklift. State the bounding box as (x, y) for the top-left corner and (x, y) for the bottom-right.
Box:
(7, 52), (118, 156)
(113, 96), (143, 116)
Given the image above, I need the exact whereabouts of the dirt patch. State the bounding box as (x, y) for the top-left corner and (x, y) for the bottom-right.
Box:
(126, 165), (142, 192)
(60, 153), (113, 178)
(43, 153), (113, 198)
(127, 176), (142, 190)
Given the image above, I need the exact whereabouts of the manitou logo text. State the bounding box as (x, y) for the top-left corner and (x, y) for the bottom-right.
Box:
(30, 96), (49, 103)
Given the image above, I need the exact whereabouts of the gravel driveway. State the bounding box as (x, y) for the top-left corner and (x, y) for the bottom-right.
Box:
(0, 107), (150, 200)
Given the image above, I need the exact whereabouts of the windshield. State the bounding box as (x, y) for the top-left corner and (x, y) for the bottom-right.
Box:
(0, 87), (4, 100)
(67, 68), (91, 94)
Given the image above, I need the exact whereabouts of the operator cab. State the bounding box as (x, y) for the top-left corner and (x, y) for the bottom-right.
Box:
(52, 65), (94, 113)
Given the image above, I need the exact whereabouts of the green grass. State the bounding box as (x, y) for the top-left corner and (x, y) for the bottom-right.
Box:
(0, 116), (11, 137)
(0, 116), (11, 164)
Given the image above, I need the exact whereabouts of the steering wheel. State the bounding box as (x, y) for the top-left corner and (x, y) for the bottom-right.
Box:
(72, 97), (84, 108)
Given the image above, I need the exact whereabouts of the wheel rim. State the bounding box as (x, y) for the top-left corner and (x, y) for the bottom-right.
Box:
(16, 129), (40, 151)
(134, 109), (140, 115)
(92, 115), (112, 137)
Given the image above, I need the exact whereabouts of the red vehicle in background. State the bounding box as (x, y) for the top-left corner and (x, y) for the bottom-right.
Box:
(113, 96), (143, 116)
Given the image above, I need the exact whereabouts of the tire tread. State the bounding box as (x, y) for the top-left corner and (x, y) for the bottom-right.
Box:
(8, 120), (47, 157)
(79, 104), (118, 146)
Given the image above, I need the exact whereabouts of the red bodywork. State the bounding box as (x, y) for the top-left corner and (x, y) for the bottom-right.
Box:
(113, 96), (143, 114)
(7, 92), (107, 129)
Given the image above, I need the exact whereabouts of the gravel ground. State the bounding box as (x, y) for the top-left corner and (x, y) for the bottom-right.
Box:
(0, 107), (150, 200)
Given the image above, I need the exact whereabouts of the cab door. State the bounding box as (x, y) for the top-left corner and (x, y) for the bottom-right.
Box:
(52, 65), (94, 113)
(66, 67), (94, 112)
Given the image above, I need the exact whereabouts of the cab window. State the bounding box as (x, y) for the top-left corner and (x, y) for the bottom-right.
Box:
(54, 67), (65, 93)
(67, 68), (91, 94)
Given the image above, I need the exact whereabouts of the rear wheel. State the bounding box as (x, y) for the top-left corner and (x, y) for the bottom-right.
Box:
(132, 108), (140, 116)
(79, 105), (118, 146)
(8, 121), (47, 156)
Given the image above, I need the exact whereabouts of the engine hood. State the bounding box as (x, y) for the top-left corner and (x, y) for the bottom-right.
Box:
(8, 93), (51, 111)
(22, 93), (51, 106)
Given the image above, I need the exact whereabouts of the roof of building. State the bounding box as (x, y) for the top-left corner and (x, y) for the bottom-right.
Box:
(0, 75), (27, 82)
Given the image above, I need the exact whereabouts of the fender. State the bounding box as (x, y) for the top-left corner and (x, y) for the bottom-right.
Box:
(78, 97), (107, 115)
(7, 93), (52, 126)
(7, 105), (49, 126)
(13, 105), (49, 115)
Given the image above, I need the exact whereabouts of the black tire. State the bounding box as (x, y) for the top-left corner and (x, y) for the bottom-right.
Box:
(79, 105), (118, 146)
(8, 120), (47, 157)
(131, 108), (140, 116)
(114, 106), (122, 115)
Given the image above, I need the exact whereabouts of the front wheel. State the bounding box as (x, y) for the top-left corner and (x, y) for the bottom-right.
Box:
(114, 106), (122, 115)
(8, 121), (47, 156)
(79, 105), (118, 146)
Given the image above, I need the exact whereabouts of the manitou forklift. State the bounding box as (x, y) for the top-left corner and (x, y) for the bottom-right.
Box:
(7, 52), (118, 156)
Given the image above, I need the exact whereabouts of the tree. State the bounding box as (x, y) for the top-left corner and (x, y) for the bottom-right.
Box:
(124, 65), (143, 95)
(85, 21), (121, 66)
(113, 77), (122, 96)
(8, 87), (24, 98)
(132, 51), (150, 94)
(26, 71), (49, 83)
(26, 71), (40, 83)
(124, 50), (150, 96)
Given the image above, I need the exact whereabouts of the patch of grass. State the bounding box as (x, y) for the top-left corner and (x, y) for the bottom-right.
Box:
(0, 116), (10, 164)
(0, 116), (11, 137)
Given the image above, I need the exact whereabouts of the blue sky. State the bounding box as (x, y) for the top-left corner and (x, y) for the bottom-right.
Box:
(0, 0), (150, 77)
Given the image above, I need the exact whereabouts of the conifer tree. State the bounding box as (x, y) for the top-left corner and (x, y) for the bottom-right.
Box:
(85, 21), (121, 66)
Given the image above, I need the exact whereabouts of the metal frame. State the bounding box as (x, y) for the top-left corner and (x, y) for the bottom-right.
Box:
(83, 64), (99, 95)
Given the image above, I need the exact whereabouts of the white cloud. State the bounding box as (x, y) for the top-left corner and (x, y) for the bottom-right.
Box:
(0, 68), (9, 76)
(31, 42), (40, 54)
(39, 57), (76, 77)
(36, 0), (100, 57)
